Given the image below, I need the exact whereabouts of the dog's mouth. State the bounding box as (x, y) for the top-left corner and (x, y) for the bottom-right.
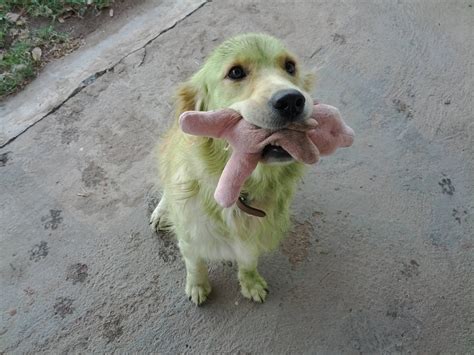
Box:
(261, 144), (293, 163)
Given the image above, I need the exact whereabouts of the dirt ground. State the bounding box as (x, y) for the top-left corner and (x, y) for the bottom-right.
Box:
(1, 0), (473, 353)
(52, 0), (148, 40)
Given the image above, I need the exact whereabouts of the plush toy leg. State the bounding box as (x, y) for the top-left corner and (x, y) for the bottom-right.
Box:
(237, 257), (268, 303)
(179, 109), (241, 138)
(214, 152), (260, 208)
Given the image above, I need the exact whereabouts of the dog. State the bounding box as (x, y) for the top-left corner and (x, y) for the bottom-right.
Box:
(150, 33), (320, 305)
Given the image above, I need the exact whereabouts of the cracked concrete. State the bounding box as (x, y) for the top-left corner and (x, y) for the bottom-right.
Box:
(1, 0), (473, 353)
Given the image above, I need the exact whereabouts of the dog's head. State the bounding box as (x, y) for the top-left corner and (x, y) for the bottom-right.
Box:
(178, 33), (315, 131)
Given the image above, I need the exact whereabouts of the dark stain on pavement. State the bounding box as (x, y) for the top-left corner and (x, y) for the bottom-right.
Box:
(385, 298), (418, 323)
(54, 297), (75, 318)
(41, 209), (63, 230)
(393, 98), (413, 118)
(439, 177), (455, 195)
(61, 127), (80, 145)
(0, 151), (11, 167)
(400, 259), (420, 279)
(332, 33), (346, 44)
(29, 241), (49, 261)
(82, 161), (107, 188)
(452, 208), (468, 225)
(156, 231), (179, 263)
(66, 263), (89, 284)
(346, 306), (420, 353)
(103, 314), (124, 343)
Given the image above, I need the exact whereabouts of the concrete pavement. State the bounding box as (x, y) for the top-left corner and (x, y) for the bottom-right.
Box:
(1, 0), (473, 352)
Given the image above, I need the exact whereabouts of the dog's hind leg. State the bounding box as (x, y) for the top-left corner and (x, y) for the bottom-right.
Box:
(237, 258), (268, 303)
(180, 245), (211, 305)
(149, 193), (169, 232)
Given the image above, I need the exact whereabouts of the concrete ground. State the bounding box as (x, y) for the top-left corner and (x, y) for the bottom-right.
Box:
(1, 0), (473, 353)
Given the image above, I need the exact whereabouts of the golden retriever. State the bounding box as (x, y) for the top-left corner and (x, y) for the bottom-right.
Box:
(150, 33), (317, 305)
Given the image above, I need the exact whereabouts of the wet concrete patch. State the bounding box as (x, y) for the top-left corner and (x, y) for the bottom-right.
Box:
(53, 297), (75, 318)
(439, 177), (455, 195)
(400, 260), (420, 279)
(29, 241), (49, 261)
(82, 162), (107, 188)
(61, 127), (80, 145)
(66, 263), (89, 284)
(41, 210), (63, 230)
(452, 208), (468, 225)
(393, 98), (414, 119)
(332, 33), (346, 44)
(102, 314), (124, 343)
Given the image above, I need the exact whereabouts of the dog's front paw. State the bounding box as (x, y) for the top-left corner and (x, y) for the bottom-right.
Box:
(238, 270), (268, 303)
(185, 280), (211, 306)
(149, 208), (164, 232)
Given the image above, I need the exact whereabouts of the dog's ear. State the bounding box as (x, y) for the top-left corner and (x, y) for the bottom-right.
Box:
(302, 72), (316, 92)
(176, 83), (198, 114)
(175, 82), (209, 115)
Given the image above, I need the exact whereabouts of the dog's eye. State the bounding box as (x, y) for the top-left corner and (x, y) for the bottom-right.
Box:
(227, 66), (246, 80)
(285, 60), (296, 75)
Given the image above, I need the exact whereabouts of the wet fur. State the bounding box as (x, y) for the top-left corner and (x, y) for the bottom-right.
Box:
(152, 33), (314, 304)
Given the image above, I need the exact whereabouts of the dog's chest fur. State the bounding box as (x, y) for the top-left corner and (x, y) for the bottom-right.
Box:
(167, 154), (303, 263)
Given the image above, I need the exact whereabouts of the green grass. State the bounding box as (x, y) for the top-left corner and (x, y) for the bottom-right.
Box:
(2, 1), (112, 19)
(0, 0), (112, 98)
(1, 41), (35, 95)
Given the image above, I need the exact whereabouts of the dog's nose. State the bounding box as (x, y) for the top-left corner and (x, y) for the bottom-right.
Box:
(270, 89), (306, 120)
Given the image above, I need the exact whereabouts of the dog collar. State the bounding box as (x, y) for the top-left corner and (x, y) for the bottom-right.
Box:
(236, 195), (266, 218)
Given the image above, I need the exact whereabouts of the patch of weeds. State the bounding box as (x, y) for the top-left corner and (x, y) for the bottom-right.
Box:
(0, 0), (112, 98)
(0, 40), (35, 96)
(3, 1), (113, 20)
(35, 25), (68, 43)
(0, 23), (74, 97)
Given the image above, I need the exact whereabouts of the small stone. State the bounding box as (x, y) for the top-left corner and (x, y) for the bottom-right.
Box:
(109, 9), (114, 17)
(9, 309), (17, 316)
(6, 12), (20, 23)
(31, 47), (42, 62)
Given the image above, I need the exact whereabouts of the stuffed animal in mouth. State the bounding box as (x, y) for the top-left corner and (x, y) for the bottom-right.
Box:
(179, 103), (354, 209)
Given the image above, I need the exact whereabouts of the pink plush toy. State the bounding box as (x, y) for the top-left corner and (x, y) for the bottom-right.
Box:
(179, 104), (354, 208)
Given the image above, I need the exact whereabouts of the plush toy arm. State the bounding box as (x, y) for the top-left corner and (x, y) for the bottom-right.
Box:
(214, 152), (260, 207)
(179, 109), (241, 139)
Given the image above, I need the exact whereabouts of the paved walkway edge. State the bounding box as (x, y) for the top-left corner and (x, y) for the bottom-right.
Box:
(0, 0), (207, 148)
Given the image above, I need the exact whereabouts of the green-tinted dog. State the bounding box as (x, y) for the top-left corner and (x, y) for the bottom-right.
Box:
(151, 34), (342, 305)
